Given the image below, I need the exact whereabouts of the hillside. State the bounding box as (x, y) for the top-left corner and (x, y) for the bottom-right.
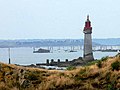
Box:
(0, 54), (120, 90)
(0, 39), (99, 48)
(0, 38), (120, 48)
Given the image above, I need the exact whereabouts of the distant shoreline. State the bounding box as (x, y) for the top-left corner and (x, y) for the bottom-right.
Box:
(0, 38), (120, 48)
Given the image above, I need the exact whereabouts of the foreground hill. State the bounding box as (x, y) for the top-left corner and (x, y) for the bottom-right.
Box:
(0, 54), (120, 90)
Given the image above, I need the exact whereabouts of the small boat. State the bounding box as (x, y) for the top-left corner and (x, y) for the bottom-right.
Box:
(93, 49), (118, 52)
(33, 48), (50, 53)
(69, 50), (77, 52)
(101, 49), (118, 52)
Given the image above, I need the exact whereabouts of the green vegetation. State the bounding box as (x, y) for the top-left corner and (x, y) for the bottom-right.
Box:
(86, 60), (98, 66)
(0, 54), (119, 90)
(86, 56), (108, 67)
(111, 61), (120, 71)
(97, 60), (102, 68)
(66, 66), (76, 70)
(101, 56), (108, 61)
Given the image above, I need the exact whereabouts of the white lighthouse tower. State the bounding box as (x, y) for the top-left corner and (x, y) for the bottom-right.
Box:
(83, 15), (94, 61)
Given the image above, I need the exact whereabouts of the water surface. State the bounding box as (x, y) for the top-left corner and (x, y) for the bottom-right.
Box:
(0, 47), (118, 65)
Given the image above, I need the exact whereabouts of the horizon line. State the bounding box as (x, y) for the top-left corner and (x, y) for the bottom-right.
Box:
(0, 38), (120, 40)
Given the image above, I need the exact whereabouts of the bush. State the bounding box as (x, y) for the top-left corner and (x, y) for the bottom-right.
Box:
(66, 66), (76, 70)
(86, 60), (98, 66)
(97, 60), (102, 68)
(107, 81), (116, 90)
(107, 84), (114, 90)
(24, 72), (39, 81)
(111, 61), (120, 71)
(101, 56), (108, 61)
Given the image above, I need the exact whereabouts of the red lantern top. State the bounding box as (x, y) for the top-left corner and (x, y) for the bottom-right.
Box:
(84, 15), (92, 30)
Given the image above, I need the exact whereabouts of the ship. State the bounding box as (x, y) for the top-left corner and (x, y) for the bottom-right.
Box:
(33, 48), (50, 53)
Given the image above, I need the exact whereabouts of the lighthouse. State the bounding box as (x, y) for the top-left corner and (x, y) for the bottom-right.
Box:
(83, 15), (94, 61)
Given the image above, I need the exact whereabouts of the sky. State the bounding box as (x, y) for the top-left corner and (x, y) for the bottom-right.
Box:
(0, 0), (120, 39)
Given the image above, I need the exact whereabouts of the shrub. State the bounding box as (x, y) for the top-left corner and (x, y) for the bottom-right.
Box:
(24, 71), (39, 81)
(107, 84), (114, 90)
(66, 66), (76, 70)
(97, 60), (102, 68)
(107, 81), (116, 90)
(111, 61), (120, 71)
(101, 56), (108, 61)
(79, 69), (86, 75)
(86, 60), (98, 66)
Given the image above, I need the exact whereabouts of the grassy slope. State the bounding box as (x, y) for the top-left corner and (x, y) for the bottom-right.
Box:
(0, 54), (120, 90)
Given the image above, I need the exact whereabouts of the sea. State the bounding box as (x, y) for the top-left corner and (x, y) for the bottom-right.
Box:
(0, 47), (118, 65)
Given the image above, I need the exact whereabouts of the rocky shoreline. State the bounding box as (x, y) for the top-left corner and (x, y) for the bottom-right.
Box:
(19, 57), (94, 70)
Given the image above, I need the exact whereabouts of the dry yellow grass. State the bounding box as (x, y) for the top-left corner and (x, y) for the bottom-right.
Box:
(0, 54), (119, 90)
